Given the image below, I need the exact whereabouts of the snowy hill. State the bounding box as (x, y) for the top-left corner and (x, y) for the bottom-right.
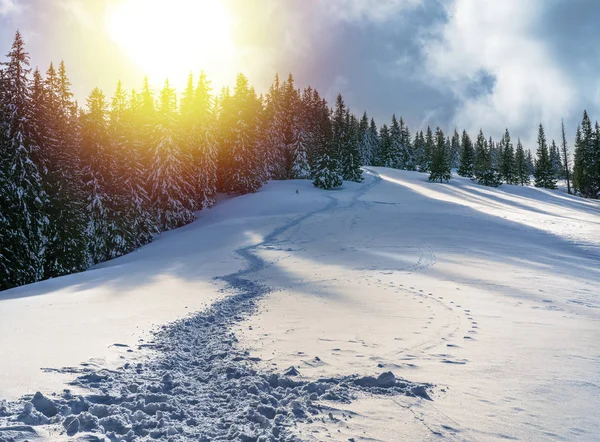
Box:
(1, 168), (599, 441)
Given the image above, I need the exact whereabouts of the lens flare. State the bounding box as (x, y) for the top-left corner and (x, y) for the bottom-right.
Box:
(106, 0), (235, 88)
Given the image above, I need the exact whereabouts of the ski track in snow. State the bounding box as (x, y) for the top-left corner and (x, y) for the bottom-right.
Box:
(0, 171), (434, 442)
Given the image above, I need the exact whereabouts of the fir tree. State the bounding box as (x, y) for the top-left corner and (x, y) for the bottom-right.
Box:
(81, 87), (120, 264)
(218, 74), (264, 194)
(42, 62), (89, 278)
(290, 91), (311, 179)
(533, 124), (557, 189)
(526, 149), (535, 176)
(358, 112), (370, 166)
(0, 31), (49, 289)
(422, 126), (434, 172)
(450, 129), (461, 169)
(457, 130), (475, 177)
(499, 128), (515, 184)
(514, 138), (529, 186)
(549, 139), (563, 179)
(400, 117), (414, 170)
(378, 124), (392, 168)
(388, 115), (402, 168)
(149, 80), (195, 231)
(560, 120), (571, 194)
(341, 112), (362, 182)
(429, 127), (451, 183)
(473, 129), (502, 187)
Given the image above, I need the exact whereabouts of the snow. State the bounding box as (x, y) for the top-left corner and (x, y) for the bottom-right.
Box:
(1, 167), (600, 441)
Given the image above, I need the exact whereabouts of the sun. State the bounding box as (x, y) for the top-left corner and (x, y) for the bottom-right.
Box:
(106, 0), (235, 89)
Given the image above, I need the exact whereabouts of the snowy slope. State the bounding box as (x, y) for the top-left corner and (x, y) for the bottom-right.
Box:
(1, 168), (599, 441)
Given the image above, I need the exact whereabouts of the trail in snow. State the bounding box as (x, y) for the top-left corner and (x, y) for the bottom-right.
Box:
(0, 172), (433, 442)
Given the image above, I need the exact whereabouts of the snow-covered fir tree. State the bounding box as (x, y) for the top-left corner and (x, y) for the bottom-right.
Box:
(181, 72), (219, 210)
(499, 128), (515, 184)
(313, 98), (342, 190)
(560, 120), (572, 194)
(514, 138), (529, 186)
(42, 62), (89, 278)
(149, 81), (195, 231)
(457, 130), (475, 177)
(340, 111), (362, 182)
(0, 31), (49, 289)
(218, 74), (264, 194)
(81, 87), (120, 264)
(450, 129), (461, 169)
(358, 112), (371, 166)
(533, 124), (557, 190)
(290, 89), (311, 179)
(549, 139), (563, 180)
(429, 128), (451, 183)
(473, 130), (502, 187)
(388, 115), (402, 168)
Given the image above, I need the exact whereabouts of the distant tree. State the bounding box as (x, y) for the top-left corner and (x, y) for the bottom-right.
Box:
(514, 138), (529, 186)
(387, 114), (402, 168)
(526, 149), (535, 176)
(549, 139), (563, 179)
(378, 124), (392, 168)
(457, 130), (475, 177)
(450, 129), (461, 169)
(560, 119), (571, 194)
(499, 128), (515, 184)
(429, 127), (451, 183)
(473, 129), (502, 187)
(533, 124), (557, 189)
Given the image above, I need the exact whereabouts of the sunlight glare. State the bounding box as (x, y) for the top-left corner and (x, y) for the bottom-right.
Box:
(106, 0), (235, 89)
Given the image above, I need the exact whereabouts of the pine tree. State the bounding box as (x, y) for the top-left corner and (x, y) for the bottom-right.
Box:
(378, 124), (392, 168)
(473, 129), (502, 187)
(533, 124), (557, 189)
(526, 149), (535, 176)
(421, 126), (434, 172)
(313, 99), (341, 190)
(400, 117), (414, 170)
(388, 115), (402, 168)
(218, 74), (264, 194)
(514, 138), (529, 186)
(149, 80), (195, 231)
(82, 87), (120, 264)
(457, 130), (475, 177)
(341, 112), (362, 182)
(109, 81), (153, 251)
(549, 139), (563, 180)
(41, 62), (89, 278)
(182, 72), (219, 210)
(358, 112), (370, 166)
(0, 31), (49, 289)
(560, 119), (572, 194)
(290, 90), (311, 179)
(450, 129), (461, 169)
(499, 128), (515, 184)
(429, 127), (451, 183)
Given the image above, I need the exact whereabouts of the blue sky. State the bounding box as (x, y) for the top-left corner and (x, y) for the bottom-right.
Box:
(1, 0), (599, 150)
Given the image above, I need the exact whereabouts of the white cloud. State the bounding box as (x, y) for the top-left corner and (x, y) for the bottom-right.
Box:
(324, 0), (423, 23)
(0, 0), (20, 16)
(421, 0), (577, 146)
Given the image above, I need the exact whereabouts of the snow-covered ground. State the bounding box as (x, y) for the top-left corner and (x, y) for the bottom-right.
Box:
(1, 168), (599, 441)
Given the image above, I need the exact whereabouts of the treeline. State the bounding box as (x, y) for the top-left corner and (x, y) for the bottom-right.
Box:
(2, 31), (600, 291)
(0, 31), (365, 290)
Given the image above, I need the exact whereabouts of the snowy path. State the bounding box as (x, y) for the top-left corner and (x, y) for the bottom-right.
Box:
(1, 168), (600, 441)
(0, 172), (431, 441)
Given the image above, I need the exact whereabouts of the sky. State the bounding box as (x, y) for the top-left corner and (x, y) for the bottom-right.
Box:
(1, 0), (599, 151)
